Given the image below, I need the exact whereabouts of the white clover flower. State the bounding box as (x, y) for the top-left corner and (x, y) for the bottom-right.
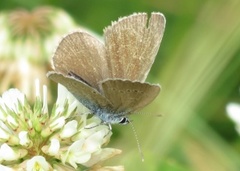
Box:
(0, 82), (123, 170)
(226, 102), (240, 134)
(26, 156), (50, 171)
(0, 6), (80, 101)
(0, 6), (77, 62)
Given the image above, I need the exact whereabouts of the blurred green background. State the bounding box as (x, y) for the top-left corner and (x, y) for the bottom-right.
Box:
(1, 0), (240, 170)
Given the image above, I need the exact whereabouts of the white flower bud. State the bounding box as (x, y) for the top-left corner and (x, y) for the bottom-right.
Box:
(26, 156), (50, 171)
(48, 138), (60, 156)
(19, 131), (32, 147)
(49, 116), (66, 131)
(60, 120), (78, 138)
(0, 143), (27, 161)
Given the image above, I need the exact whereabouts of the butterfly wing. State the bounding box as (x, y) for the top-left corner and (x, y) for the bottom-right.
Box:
(52, 31), (107, 89)
(104, 12), (166, 82)
(47, 71), (113, 112)
(99, 79), (160, 114)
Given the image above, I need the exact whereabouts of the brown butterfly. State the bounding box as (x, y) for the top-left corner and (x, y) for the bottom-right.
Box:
(47, 12), (166, 125)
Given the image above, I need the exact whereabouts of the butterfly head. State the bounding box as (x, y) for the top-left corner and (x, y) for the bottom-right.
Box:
(103, 116), (130, 125)
(118, 117), (130, 125)
(96, 109), (130, 125)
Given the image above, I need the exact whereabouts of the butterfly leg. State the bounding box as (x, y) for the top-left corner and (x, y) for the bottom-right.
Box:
(84, 122), (102, 129)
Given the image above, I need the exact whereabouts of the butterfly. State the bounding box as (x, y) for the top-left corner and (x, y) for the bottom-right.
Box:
(47, 12), (166, 125)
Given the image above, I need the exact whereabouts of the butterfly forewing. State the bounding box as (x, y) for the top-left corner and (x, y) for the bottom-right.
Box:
(53, 32), (107, 89)
(47, 71), (113, 112)
(104, 12), (165, 82)
(100, 79), (160, 114)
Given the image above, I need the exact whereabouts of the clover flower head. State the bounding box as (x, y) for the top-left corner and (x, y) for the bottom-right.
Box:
(0, 81), (123, 170)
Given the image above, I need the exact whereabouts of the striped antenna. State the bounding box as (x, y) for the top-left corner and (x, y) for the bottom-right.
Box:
(129, 120), (144, 162)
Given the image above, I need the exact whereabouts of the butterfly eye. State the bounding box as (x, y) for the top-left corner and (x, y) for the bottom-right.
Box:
(119, 117), (129, 124)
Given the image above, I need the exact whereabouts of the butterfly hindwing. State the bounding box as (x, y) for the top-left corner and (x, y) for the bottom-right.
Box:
(99, 79), (160, 114)
(47, 71), (112, 112)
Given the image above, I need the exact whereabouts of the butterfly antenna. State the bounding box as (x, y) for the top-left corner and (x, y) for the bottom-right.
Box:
(129, 120), (144, 162)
